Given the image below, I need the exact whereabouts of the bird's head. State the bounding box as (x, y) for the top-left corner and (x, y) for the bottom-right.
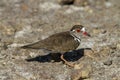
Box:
(70, 25), (91, 37)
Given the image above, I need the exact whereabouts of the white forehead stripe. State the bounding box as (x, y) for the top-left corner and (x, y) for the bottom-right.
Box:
(72, 30), (75, 31)
(81, 27), (85, 32)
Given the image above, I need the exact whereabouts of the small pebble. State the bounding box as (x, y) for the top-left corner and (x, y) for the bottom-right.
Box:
(74, 0), (89, 6)
(93, 28), (101, 34)
(117, 44), (120, 49)
(104, 60), (112, 66)
(59, 0), (74, 5)
(74, 64), (83, 69)
(101, 30), (107, 34)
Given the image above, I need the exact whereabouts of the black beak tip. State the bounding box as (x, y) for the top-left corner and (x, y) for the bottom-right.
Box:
(88, 34), (91, 37)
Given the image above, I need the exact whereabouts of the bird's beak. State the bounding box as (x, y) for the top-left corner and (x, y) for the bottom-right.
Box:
(81, 27), (91, 37)
(83, 31), (91, 37)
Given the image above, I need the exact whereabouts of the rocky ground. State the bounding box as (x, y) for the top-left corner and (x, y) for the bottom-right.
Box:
(0, 0), (120, 80)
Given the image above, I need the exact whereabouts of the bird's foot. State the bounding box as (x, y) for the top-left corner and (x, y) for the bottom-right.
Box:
(60, 54), (75, 67)
(65, 62), (75, 67)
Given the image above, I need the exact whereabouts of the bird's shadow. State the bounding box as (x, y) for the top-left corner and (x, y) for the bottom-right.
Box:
(26, 48), (92, 62)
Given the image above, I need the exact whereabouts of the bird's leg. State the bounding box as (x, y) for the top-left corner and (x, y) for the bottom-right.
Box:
(60, 54), (74, 67)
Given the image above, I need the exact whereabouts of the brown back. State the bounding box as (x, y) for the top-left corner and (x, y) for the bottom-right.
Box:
(21, 31), (80, 53)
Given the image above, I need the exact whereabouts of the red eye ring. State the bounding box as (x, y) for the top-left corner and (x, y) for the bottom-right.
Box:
(76, 29), (80, 32)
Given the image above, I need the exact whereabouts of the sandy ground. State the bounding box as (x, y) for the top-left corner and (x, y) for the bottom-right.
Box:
(0, 0), (120, 80)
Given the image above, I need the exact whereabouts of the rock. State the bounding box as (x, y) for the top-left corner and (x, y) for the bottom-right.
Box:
(74, 63), (83, 69)
(112, 77), (118, 80)
(83, 49), (99, 61)
(21, 3), (29, 11)
(74, 0), (89, 6)
(12, 74), (27, 80)
(117, 44), (120, 49)
(101, 29), (107, 34)
(59, 0), (74, 5)
(6, 28), (15, 36)
(71, 69), (91, 80)
(98, 47), (111, 57)
(81, 70), (90, 78)
(71, 69), (82, 80)
(103, 60), (112, 66)
(92, 28), (101, 34)
(84, 79), (93, 80)
(0, 23), (15, 36)
(72, 65), (92, 80)
(108, 44), (117, 50)
(1, 37), (14, 48)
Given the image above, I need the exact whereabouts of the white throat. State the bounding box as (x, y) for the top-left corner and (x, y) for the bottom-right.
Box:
(70, 32), (81, 43)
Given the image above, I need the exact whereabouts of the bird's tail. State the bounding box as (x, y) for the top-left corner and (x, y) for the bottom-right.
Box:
(20, 45), (29, 49)
(20, 42), (41, 49)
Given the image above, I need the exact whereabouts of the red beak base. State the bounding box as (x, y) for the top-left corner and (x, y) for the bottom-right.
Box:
(83, 32), (91, 37)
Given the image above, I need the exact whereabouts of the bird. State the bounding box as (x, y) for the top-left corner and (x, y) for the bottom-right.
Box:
(21, 25), (91, 67)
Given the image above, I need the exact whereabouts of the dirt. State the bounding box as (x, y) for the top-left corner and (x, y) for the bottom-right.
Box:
(0, 0), (120, 80)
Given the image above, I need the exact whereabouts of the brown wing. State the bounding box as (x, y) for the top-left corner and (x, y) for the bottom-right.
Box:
(21, 31), (80, 52)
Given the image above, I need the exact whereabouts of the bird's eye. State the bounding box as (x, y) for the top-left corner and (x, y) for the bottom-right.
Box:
(76, 29), (80, 32)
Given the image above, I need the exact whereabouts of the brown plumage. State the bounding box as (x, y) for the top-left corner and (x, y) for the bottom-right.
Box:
(21, 25), (90, 67)
(21, 32), (79, 53)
